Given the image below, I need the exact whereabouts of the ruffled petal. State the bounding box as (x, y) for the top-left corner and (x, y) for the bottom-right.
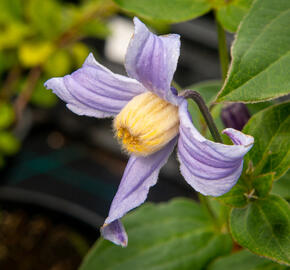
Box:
(44, 53), (146, 118)
(101, 137), (177, 245)
(101, 219), (128, 247)
(125, 17), (182, 106)
(177, 100), (254, 196)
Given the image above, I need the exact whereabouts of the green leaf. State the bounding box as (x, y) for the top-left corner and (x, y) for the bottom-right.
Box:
(30, 79), (58, 108)
(44, 49), (72, 77)
(70, 43), (90, 68)
(216, 172), (274, 208)
(246, 101), (275, 115)
(216, 0), (290, 103)
(208, 198), (230, 229)
(0, 103), (15, 130)
(26, 0), (63, 38)
(113, 0), (211, 23)
(80, 199), (233, 270)
(0, 23), (30, 50)
(80, 20), (110, 39)
(272, 170), (290, 200)
(215, 0), (253, 33)
(0, 51), (18, 73)
(0, 131), (20, 155)
(0, 0), (22, 23)
(209, 250), (288, 270)
(19, 41), (54, 67)
(230, 195), (290, 265)
(243, 102), (290, 181)
(252, 173), (274, 198)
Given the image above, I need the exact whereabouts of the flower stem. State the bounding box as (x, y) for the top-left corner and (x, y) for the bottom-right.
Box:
(215, 13), (229, 82)
(180, 90), (223, 143)
(198, 193), (218, 226)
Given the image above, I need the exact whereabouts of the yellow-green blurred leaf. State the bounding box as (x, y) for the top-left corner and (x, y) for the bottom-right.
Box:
(81, 20), (110, 39)
(26, 0), (63, 38)
(0, 23), (30, 50)
(31, 79), (58, 108)
(0, 51), (18, 73)
(44, 50), (72, 77)
(0, 103), (15, 130)
(0, 0), (22, 23)
(0, 131), (20, 155)
(71, 43), (90, 67)
(19, 41), (54, 67)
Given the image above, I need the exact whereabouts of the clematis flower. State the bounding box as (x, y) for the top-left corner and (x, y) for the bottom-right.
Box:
(44, 17), (254, 247)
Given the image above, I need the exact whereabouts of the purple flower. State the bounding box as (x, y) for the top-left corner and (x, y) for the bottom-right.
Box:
(44, 18), (254, 247)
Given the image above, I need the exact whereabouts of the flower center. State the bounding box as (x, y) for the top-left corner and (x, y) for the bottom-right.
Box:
(114, 92), (179, 156)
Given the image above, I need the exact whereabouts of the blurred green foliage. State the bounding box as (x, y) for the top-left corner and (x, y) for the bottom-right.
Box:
(0, 0), (118, 168)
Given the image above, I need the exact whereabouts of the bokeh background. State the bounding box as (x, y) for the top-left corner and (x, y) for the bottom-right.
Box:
(0, 0), (237, 269)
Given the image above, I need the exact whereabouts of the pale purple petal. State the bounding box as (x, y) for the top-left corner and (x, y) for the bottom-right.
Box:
(104, 137), (177, 226)
(177, 100), (254, 196)
(44, 53), (146, 118)
(125, 17), (182, 106)
(100, 219), (128, 247)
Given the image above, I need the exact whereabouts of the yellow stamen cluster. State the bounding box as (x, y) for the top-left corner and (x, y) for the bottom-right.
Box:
(114, 92), (179, 156)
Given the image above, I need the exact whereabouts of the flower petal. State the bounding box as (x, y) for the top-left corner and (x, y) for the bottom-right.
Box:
(44, 53), (146, 118)
(102, 137), (177, 245)
(125, 17), (181, 105)
(177, 100), (254, 196)
(101, 219), (128, 247)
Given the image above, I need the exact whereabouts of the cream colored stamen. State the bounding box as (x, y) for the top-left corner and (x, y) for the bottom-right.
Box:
(114, 92), (179, 156)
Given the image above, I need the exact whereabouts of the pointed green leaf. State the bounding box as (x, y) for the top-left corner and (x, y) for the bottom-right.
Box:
(215, 0), (253, 32)
(80, 199), (233, 270)
(243, 102), (290, 180)
(113, 0), (211, 23)
(216, 0), (290, 102)
(230, 195), (290, 265)
(252, 173), (274, 198)
(272, 170), (290, 200)
(209, 250), (288, 270)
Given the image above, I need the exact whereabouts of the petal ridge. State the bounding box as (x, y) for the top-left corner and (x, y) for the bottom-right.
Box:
(177, 100), (254, 196)
(44, 53), (146, 118)
(125, 17), (181, 105)
(105, 137), (177, 225)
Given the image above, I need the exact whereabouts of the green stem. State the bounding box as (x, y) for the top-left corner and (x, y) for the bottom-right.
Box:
(215, 13), (229, 82)
(198, 193), (218, 226)
(180, 90), (223, 143)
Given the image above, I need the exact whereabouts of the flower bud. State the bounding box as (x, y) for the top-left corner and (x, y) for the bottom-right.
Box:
(221, 103), (250, 131)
